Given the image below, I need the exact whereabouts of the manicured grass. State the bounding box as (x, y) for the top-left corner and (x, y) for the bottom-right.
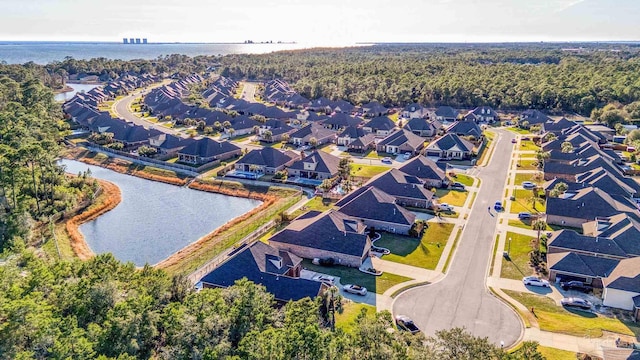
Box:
(389, 112), (399, 122)
(477, 139), (493, 165)
(303, 197), (338, 212)
(507, 127), (532, 135)
(335, 302), (377, 333)
(520, 140), (540, 151)
(375, 223), (455, 270)
(537, 346), (576, 360)
(514, 172), (544, 185)
(301, 260), (413, 294)
(503, 290), (640, 338)
(434, 189), (468, 207)
(500, 231), (538, 280)
(509, 188), (546, 214)
(442, 229), (461, 273)
(449, 173), (475, 187)
(514, 159), (539, 171)
(365, 150), (381, 159)
(318, 144), (334, 153)
(230, 133), (254, 142)
(350, 164), (391, 178)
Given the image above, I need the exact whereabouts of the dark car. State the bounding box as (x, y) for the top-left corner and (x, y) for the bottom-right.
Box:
(395, 315), (420, 334)
(518, 212), (532, 220)
(494, 201), (503, 211)
(450, 182), (466, 190)
(560, 281), (592, 293)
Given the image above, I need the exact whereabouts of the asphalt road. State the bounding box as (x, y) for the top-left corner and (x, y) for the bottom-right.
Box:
(393, 129), (523, 346)
(114, 90), (178, 136)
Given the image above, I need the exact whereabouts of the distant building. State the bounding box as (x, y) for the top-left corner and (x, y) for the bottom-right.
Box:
(122, 38), (128, 44)
(129, 38), (135, 44)
(143, 38), (148, 44)
(135, 38), (141, 44)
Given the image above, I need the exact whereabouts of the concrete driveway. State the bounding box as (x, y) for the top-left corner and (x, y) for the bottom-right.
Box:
(393, 129), (523, 346)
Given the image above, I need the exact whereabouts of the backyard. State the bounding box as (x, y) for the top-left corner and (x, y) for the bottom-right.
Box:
(504, 290), (640, 338)
(335, 302), (377, 333)
(500, 231), (539, 280)
(374, 223), (456, 269)
(350, 164), (391, 178)
(302, 260), (412, 294)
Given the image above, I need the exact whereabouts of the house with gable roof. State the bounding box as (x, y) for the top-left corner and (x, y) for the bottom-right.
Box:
(376, 129), (425, 155)
(463, 106), (497, 123)
(178, 138), (242, 165)
(289, 123), (337, 146)
(363, 116), (397, 137)
(235, 147), (297, 174)
(446, 120), (483, 139)
(287, 151), (341, 180)
(425, 133), (475, 160)
(404, 118), (442, 137)
(268, 210), (372, 268)
(602, 257), (640, 319)
(435, 106), (458, 122)
(398, 156), (447, 188)
(365, 169), (434, 208)
(361, 101), (388, 118)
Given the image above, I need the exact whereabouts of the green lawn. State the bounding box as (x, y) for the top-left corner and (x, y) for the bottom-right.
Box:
(335, 302), (377, 333)
(510, 189), (546, 214)
(514, 159), (539, 171)
(303, 197), (338, 212)
(520, 140), (540, 151)
(365, 150), (381, 159)
(503, 290), (640, 338)
(388, 112), (399, 123)
(350, 164), (390, 178)
(500, 231), (538, 280)
(318, 144), (334, 153)
(230, 133), (254, 142)
(514, 172), (544, 185)
(449, 174), (475, 187)
(537, 346), (576, 360)
(375, 223), (455, 269)
(507, 127), (532, 135)
(434, 189), (469, 207)
(302, 260), (412, 294)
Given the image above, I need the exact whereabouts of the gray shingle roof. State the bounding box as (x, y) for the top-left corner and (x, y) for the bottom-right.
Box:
(548, 251), (619, 278)
(268, 210), (370, 257)
(398, 156), (446, 182)
(435, 106), (458, 119)
(179, 138), (241, 158)
(336, 187), (416, 226)
(426, 133), (474, 152)
(546, 187), (640, 222)
(199, 242), (322, 302)
(365, 116), (396, 131)
(238, 148), (296, 169)
(288, 151), (341, 177)
(446, 121), (482, 138)
(548, 229), (628, 258)
(603, 257), (640, 292)
(366, 169), (434, 202)
(378, 129), (425, 149)
(404, 118), (442, 133)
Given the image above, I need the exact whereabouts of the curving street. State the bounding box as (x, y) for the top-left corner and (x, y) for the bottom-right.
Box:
(393, 129), (523, 346)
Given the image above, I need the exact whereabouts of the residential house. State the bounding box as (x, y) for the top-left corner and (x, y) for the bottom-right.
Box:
(547, 251), (619, 287)
(199, 241), (325, 303)
(402, 103), (434, 119)
(333, 100), (355, 114)
(259, 119), (295, 143)
(308, 97), (334, 113)
(463, 106), (497, 123)
(520, 109), (551, 125)
(424, 133), (475, 160)
(178, 138), (242, 165)
(585, 124), (616, 141)
(110, 124), (162, 149)
(435, 106), (458, 122)
(602, 257), (640, 319)
(289, 123), (337, 146)
(545, 187), (640, 228)
(321, 113), (362, 130)
(226, 115), (262, 137)
(148, 134), (195, 156)
(337, 126), (374, 147)
(365, 169), (434, 208)
(268, 210), (372, 268)
(335, 186), (416, 234)
(446, 120), (483, 139)
(361, 101), (388, 118)
(363, 116), (396, 137)
(287, 151), (341, 180)
(403, 118), (442, 137)
(543, 167), (639, 199)
(398, 156), (447, 188)
(541, 117), (577, 135)
(376, 129), (425, 155)
(235, 147), (297, 174)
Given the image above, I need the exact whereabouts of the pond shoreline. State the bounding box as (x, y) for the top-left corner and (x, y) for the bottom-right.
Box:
(61, 147), (286, 271)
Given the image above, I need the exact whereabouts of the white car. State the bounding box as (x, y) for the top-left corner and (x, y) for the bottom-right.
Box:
(343, 284), (367, 296)
(315, 275), (335, 285)
(403, 152), (411, 159)
(438, 203), (454, 212)
(523, 276), (550, 288)
(522, 181), (536, 189)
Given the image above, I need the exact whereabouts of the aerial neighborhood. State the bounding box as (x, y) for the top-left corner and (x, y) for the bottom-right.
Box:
(59, 68), (640, 356)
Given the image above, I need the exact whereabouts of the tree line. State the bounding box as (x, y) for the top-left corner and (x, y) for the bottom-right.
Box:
(219, 44), (640, 115)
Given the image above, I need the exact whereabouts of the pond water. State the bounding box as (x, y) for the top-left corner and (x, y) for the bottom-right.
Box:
(60, 159), (262, 266)
(54, 83), (99, 102)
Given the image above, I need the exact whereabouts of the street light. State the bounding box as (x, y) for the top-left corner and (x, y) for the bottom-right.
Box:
(508, 237), (512, 257)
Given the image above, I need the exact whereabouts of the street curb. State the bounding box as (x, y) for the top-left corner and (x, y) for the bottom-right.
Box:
(487, 286), (527, 350)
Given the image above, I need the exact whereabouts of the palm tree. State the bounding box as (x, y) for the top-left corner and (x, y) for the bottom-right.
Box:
(535, 149), (550, 169)
(322, 286), (343, 331)
(528, 192), (543, 211)
(532, 220), (547, 248)
(561, 141), (574, 153)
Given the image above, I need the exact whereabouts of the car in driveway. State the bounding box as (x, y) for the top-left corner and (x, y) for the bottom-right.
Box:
(395, 315), (420, 334)
(560, 281), (593, 293)
(518, 212), (532, 220)
(403, 152), (411, 160)
(523, 276), (550, 288)
(521, 181), (536, 189)
(438, 203), (454, 212)
(314, 275), (335, 285)
(343, 284), (367, 296)
(450, 182), (466, 190)
(381, 157), (393, 164)
(494, 201), (503, 211)
(561, 297), (592, 310)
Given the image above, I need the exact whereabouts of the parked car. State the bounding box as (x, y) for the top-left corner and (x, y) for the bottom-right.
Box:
(511, 138), (517, 143)
(381, 157), (393, 164)
(403, 152), (411, 160)
(438, 203), (454, 212)
(343, 284), (367, 296)
(371, 246), (391, 255)
(395, 315), (420, 334)
(314, 275), (335, 285)
(521, 181), (536, 189)
(518, 212), (532, 220)
(450, 182), (466, 190)
(560, 281), (593, 293)
(561, 297), (592, 310)
(522, 276), (550, 288)
(494, 201), (503, 211)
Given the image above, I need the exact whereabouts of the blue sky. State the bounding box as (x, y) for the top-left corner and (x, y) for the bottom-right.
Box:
(0, 0), (638, 43)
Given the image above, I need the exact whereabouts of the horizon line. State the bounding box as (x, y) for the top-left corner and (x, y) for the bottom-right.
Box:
(1, 40), (640, 45)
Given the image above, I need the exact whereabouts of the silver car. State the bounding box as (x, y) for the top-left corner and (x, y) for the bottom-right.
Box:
(523, 276), (550, 288)
(343, 284), (367, 296)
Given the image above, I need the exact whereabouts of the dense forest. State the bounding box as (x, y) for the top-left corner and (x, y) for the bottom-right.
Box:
(220, 44), (640, 115)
